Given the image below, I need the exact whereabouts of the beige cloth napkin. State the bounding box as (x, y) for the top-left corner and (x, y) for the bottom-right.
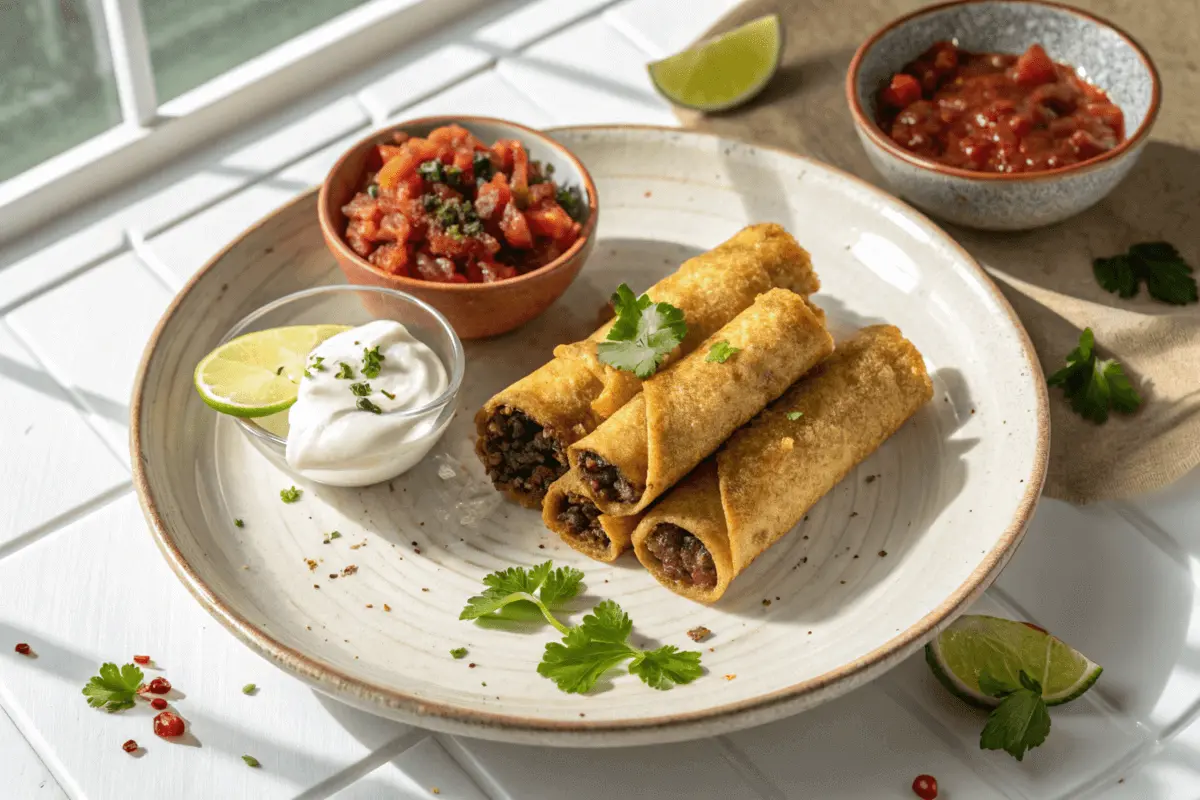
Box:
(675, 0), (1200, 503)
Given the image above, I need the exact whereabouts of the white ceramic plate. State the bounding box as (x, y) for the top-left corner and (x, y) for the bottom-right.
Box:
(133, 126), (1048, 746)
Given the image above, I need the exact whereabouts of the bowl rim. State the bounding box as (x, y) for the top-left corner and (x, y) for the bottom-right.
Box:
(845, 0), (1163, 183)
(219, 284), (467, 449)
(317, 114), (600, 290)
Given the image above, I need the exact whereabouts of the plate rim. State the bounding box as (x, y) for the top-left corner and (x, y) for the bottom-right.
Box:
(130, 124), (1050, 743)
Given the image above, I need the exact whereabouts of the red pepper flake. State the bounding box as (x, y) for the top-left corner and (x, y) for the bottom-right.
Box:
(153, 711), (185, 738)
(342, 565), (358, 577)
(122, 739), (139, 753)
(147, 677), (171, 695)
(132, 654), (151, 665)
(912, 774), (938, 799)
(14, 643), (31, 655)
(150, 697), (168, 710)
(414, 548), (422, 554)
(468, 663), (476, 669)
(687, 626), (711, 642)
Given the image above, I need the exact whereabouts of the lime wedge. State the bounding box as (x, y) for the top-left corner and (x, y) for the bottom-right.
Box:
(926, 615), (1102, 708)
(194, 324), (350, 418)
(647, 15), (783, 112)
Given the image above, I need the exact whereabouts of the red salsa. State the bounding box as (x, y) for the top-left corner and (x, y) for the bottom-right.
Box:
(876, 42), (1125, 173)
(342, 124), (584, 283)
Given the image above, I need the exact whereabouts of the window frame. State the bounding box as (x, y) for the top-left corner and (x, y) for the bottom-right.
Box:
(0, 0), (482, 244)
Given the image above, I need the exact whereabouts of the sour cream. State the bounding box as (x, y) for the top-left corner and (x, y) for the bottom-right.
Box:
(285, 320), (449, 486)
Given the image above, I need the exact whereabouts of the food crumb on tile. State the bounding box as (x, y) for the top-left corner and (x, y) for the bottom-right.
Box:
(724, 674), (736, 681)
(687, 626), (711, 642)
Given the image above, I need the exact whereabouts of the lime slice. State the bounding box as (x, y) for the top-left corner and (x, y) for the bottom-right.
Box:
(647, 15), (783, 112)
(194, 324), (350, 418)
(926, 615), (1102, 708)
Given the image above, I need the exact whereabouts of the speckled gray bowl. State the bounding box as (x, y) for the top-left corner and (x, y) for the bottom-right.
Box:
(846, 0), (1160, 230)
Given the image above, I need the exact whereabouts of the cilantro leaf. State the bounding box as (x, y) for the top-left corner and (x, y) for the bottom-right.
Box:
(537, 600), (703, 694)
(361, 346), (385, 379)
(979, 688), (1051, 761)
(335, 363), (354, 380)
(450, 647), (468, 659)
(280, 486), (302, 503)
(460, 561), (573, 634)
(977, 669), (1020, 699)
(82, 662), (144, 712)
(786, 411), (804, 421)
(1093, 241), (1197, 305)
(1047, 328), (1141, 423)
(356, 397), (383, 414)
(349, 382), (372, 397)
(537, 565), (585, 608)
(629, 645), (704, 690)
(538, 630), (636, 694)
(596, 283), (687, 379)
(705, 340), (740, 363)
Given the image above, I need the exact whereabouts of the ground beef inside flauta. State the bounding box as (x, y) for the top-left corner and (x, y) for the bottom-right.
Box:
(556, 495), (610, 548)
(645, 524), (718, 589)
(481, 407), (566, 498)
(577, 451), (641, 504)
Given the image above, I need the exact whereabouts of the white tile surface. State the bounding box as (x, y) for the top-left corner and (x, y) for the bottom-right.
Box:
(0, 323), (127, 550)
(0, 705), (67, 798)
(390, 69), (554, 129)
(0, 493), (407, 800)
(496, 16), (678, 126)
(472, 0), (619, 54)
(606, 0), (743, 56)
(332, 736), (488, 799)
(449, 735), (763, 800)
(7, 253), (173, 460)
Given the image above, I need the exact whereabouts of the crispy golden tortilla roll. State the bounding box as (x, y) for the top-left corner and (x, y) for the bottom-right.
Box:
(475, 223), (818, 507)
(632, 325), (934, 603)
(568, 288), (835, 516)
(543, 473), (641, 562)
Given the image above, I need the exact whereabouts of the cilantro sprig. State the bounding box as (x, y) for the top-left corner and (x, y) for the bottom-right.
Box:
(705, 340), (739, 363)
(461, 563), (703, 694)
(82, 662), (144, 712)
(1094, 241), (1197, 305)
(1047, 328), (1141, 423)
(538, 600), (702, 693)
(361, 346), (385, 379)
(977, 669), (1052, 761)
(459, 561), (584, 634)
(596, 284), (687, 379)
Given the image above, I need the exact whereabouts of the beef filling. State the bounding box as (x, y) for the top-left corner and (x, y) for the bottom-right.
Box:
(645, 523), (718, 589)
(577, 451), (641, 504)
(481, 407), (566, 498)
(557, 495), (610, 548)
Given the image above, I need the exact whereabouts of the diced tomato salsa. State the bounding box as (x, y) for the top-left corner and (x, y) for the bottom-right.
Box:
(341, 124), (585, 283)
(876, 42), (1125, 174)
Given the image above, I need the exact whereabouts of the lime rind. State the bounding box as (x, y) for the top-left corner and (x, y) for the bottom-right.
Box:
(647, 14), (783, 112)
(925, 614), (1102, 709)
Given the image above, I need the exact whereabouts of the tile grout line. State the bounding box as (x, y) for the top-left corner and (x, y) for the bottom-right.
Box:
(603, 8), (669, 59)
(877, 675), (1033, 800)
(712, 735), (788, 800)
(292, 729), (432, 800)
(0, 681), (87, 800)
(0, 702), (71, 800)
(126, 229), (183, 294)
(0, 319), (132, 469)
(428, 734), (499, 800)
(1110, 500), (1196, 570)
(0, 240), (131, 317)
(0, 483), (132, 564)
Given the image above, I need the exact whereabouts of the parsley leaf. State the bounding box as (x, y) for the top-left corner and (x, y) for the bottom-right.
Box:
(361, 346), (385, 379)
(979, 671), (1051, 762)
(234, 518), (244, 528)
(280, 486), (302, 503)
(459, 561), (581, 634)
(556, 185), (585, 221)
(1047, 328), (1141, 423)
(242, 755), (261, 768)
(82, 662), (144, 712)
(350, 382), (372, 397)
(242, 683), (256, 695)
(1094, 241), (1197, 305)
(596, 283), (687, 379)
(705, 340), (740, 363)
(335, 363), (354, 379)
(786, 411), (804, 420)
(450, 647), (468, 659)
(977, 669), (1020, 699)
(537, 600), (703, 694)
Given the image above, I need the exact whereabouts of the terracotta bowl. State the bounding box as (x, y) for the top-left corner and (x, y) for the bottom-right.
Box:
(318, 116), (599, 339)
(846, 0), (1161, 230)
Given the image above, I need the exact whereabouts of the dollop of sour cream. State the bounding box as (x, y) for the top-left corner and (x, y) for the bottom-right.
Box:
(285, 320), (449, 486)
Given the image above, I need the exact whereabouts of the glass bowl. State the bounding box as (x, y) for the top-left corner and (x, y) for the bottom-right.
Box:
(220, 285), (465, 486)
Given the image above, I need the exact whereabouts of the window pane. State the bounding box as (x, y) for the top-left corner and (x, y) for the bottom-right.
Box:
(143, 0), (371, 103)
(0, 1), (121, 183)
